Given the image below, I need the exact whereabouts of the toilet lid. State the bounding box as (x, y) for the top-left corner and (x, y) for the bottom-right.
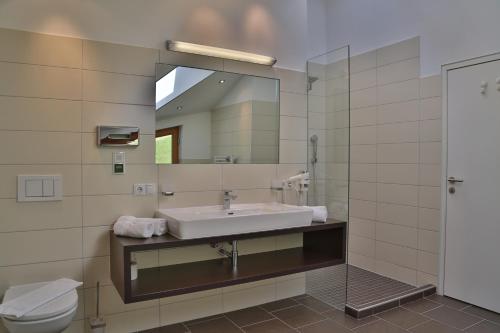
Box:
(3, 282), (78, 321)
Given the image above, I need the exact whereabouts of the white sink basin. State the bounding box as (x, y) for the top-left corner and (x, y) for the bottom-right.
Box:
(156, 203), (313, 239)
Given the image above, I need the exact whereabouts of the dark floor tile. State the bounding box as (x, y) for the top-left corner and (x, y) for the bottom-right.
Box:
(295, 296), (334, 313)
(425, 306), (482, 330)
(324, 310), (378, 330)
(401, 299), (442, 313)
(409, 320), (461, 333)
(299, 319), (352, 333)
(187, 317), (242, 333)
(463, 306), (500, 325)
(226, 306), (273, 327)
(353, 319), (406, 333)
(242, 319), (296, 333)
(377, 307), (428, 329)
(273, 305), (325, 328)
(140, 324), (188, 333)
(425, 295), (469, 310)
(261, 298), (299, 312)
(465, 321), (500, 333)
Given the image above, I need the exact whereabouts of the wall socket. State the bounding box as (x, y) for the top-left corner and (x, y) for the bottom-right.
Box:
(133, 183), (156, 196)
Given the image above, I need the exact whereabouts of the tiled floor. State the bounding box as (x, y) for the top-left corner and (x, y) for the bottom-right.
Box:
(140, 294), (500, 333)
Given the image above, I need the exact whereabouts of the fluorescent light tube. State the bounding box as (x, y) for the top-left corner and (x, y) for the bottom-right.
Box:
(166, 40), (277, 66)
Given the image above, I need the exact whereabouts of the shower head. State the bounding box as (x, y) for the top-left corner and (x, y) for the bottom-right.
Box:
(307, 76), (319, 91)
(310, 134), (318, 144)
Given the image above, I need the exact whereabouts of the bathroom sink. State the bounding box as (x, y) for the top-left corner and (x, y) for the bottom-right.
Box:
(156, 203), (313, 239)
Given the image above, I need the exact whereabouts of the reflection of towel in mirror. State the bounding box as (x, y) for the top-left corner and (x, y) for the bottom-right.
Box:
(113, 216), (167, 238)
(0, 278), (82, 319)
(305, 206), (328, 223)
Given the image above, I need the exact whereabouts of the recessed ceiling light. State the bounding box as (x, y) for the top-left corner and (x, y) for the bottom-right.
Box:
(219, 79), (225, 84)
(176, 106), (183, 111)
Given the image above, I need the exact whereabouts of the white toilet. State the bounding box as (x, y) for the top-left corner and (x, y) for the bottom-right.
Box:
(1, 282), (78, 333)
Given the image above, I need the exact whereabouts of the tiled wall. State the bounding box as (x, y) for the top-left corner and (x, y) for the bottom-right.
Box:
(348, 37), (442, 287)
(0, 28), (309, 332)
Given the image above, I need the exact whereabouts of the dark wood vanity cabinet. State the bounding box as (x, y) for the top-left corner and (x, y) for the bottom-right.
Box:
(110, 220), (346, 303)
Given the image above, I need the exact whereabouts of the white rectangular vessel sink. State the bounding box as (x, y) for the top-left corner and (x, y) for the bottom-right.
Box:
(156, 203), (313, 239)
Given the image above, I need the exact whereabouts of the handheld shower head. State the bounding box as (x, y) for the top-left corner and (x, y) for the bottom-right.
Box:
(310, 134), (318, 164)
(310, 134), (318, 143)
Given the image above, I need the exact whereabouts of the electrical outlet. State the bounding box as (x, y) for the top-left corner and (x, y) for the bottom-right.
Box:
(133, 184), (146, 195)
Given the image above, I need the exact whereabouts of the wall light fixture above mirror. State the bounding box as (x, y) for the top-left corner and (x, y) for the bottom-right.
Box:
(155, 64), (280, 164)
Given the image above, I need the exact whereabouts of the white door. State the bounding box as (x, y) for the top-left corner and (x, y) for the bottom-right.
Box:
(445, 58), (500, 313)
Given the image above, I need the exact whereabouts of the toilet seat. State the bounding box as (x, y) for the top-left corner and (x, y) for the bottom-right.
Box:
(2, 282), (78, 322)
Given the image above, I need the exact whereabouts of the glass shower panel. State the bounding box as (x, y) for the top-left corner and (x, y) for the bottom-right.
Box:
(306, 46), (350, 309)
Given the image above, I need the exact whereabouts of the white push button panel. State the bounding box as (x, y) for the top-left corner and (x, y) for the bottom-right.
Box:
(18, 175), (63, 202)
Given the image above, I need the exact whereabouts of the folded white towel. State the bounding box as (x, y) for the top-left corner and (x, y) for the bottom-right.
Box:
(0, 278), (82, 319)
(306, 206), (328, 223)
(113, 216), (167, 238)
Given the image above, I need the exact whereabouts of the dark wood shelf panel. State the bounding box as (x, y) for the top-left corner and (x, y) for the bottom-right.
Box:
(110, 219), (347, 303)
(111, 219), (345, 251)
(130, 247), (343, 302)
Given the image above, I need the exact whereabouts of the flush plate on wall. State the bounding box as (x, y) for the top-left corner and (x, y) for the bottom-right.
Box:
(17, 175), (63, 202)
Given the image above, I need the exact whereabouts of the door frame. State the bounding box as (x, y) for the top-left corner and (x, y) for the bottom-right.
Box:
(439, 51), (500, 295)
(156, 126), (180, 164)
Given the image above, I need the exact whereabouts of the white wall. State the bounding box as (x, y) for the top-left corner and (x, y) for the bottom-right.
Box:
(325, 0), (500, 75)
(157, 111), (212, 161)
(0, 0), (308, 70)
(216, 76), (278, 108)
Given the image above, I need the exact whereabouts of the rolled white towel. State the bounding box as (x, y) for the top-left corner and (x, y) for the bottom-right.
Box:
(114, 216), (154, 238)
(0, 278), (82, 319)
(306, 206), (328, 223)
(134, 217), (167, 236)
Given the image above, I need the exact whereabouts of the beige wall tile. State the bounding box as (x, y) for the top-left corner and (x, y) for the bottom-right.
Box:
(83, 40), (158, 76)
(102, 307), (159, 333)
(350, 164), (377, 182)
(222, 283), (275, 312)
(160, 50), (224, 71)
(378, 183), (418, 206)
(83, 256), (111, 288)
(349, 253), (376, 272)
(419, 119), (442, 142)
(417, 271), (438, 287)
(350, 126), (376, 145)
(83, 70), (154, 105)
(233, 189), (276, 203)
(0, 197), (82, 232)
(418, 186), (441, 209)
(376, 222), (417, 248)
(349, 235), (375, 257)
(222, 164), (276, 189)
(377, 121), (418, 143)
(350, 69), (376, 91)
(377, 100), (419, 124)
(376, 37), (419, 67)
(0, 96), (81, 132)
(279, 140), (307, 164)
(160, 294), (223, 325)
(0, 131), (81, 164)
(0, 259), (82, 295)
(419, 164), (441, 186)
(350, 181), (376, 201)
(376, 241), (417, 269)
(276, 276), (305, 299)
(377, 58), (419, 85)
(377, 79), (419, 105)
(275, 233), (303, 250)
(417, 251), (439, 275)
(82, 164), (157, 195)
(377, 143), (418, 164)
(281, 92), (307, 117)
(377, 164), (418, 185)
(377, 203), (418, 227)
(308, 112), (326, 129)
(0, 28), (82, 68)
(82, 102), (155, 134)
(0, 228), (82, 265)
(351, 106), (377, 127)
(420, 75), (441, 98)
(83, 194), (157, 226)
(418, 229), (440, 253)
(82, 133), (155, 164)
(420, 142), (442, 164)
(158, 164), (221, 192)
(351, 145), (377, 163)
(158, 191), (222, 209)
(420, 97), (442, 120)
(375, 260), (417, 285)
(0, 62), (81, 99)
(277, 68), (306, 94)
(0, 165), (81, 198)
(280, 116), (307, 141)
(350, 50), (377, 74)
(237, 237), (276, 255)
(160, 289), (221, 305)
(307, 95), (325, 114)
(83, 226), (110, 257)
(350, 199), (377, 220)
(349, 217), (375, 239)
(351, 87), (377, 109)
(159, 245), (219, 266)
(419, 208), (440, 231)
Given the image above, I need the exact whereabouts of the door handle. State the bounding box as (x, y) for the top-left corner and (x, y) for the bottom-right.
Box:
(448, 177), (464, 184)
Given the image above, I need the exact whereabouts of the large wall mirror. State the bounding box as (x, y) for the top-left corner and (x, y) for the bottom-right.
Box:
(155, 64), (280, 164)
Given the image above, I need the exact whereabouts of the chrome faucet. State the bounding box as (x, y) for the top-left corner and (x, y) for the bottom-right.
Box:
(223, 190), (237, 210)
